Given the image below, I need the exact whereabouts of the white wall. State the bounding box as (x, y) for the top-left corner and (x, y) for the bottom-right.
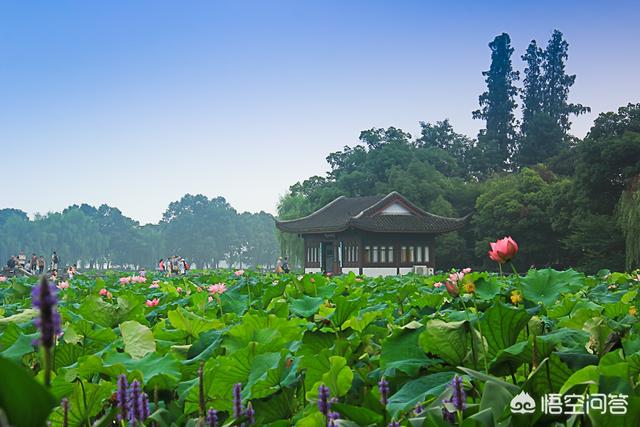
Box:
(398, 267), (413, 275)
(305, 268), (322, 274)
(341, 267), (360, 274)
(362, 267), (397, 277)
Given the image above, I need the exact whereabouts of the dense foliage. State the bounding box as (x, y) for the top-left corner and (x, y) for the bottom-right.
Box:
(0, 195), (279, 270)
(2, 268), (640, 426)
(278, 30), (640, 273)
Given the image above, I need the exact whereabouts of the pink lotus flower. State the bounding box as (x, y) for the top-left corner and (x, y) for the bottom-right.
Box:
(145, 298), (160, 307)
(234, 269), (244, 277)
(208, 296), (213, 303)
(433, 282), (443, 288)
(488, 236), (519, 264)
(208, 283), (227, 295)
(57, 281), (70, 290)
(119, 277), (131, 285)
(0, 276), (7, 283)
(449, 272), (464, 283)
(99, 288), (108, 296)
(176, 287), (183, 294)
(131, 275), (147, 283)
(445, 281), (459, 297)
(462, 268), (472, 274)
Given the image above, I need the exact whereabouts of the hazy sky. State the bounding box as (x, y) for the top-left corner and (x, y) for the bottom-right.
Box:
(1, 1), (638, 224)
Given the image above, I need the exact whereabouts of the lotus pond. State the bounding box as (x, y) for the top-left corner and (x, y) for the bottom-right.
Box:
(1, 268), (640, 426)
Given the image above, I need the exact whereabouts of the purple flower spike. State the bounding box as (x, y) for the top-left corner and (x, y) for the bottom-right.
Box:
(32, 277), (61, 349)
(233, 383), (244, 418)
(246, 402), (255, 425)
(413, 403), (424, 415)
(388, 422), (400, 427)
(318, 384), (331, 415)
(61, 398), (69, 427)
(128, 380), (142, 424)
(207, 408), (218, 427)
(378, 377), (390, 405)
(451, 376), (466, 411)
(327, 411), (340, 427)
(116, 374), (129, 422)
(141, 392), (150, 420)
(442, 398), (455, 424)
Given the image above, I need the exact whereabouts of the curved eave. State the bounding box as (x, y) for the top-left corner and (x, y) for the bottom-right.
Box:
(275, 221), (349, 234)
(275, 212), (472, 235)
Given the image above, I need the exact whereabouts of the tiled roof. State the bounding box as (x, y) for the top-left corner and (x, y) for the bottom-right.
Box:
(276, 192), (470, 234)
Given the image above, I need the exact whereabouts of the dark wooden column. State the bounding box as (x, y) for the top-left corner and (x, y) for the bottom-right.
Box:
(357, 234), (363, 275)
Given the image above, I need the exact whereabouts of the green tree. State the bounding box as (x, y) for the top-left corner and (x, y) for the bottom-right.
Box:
(541, 30), (589, 133)
(574, 104), (640, 214)
(161, 195), (237, 268)
(520, 40), (544, 137)
(616, 185), (640, 270)
(518, 39), (565, 167)
(473, 168), (560, 270)
(415, 120), (476, 178)
(473, 33), (520, 172)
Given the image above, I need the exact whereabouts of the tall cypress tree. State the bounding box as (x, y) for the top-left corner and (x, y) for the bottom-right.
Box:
(473, 33), (520, 172)
(521, 40), (544, 136)
(518, 40), (564, 166)
(542, 30), (590, 133)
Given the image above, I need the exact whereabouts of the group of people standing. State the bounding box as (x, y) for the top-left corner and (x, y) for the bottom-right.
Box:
(158, 256), (190, 275)
(275, 256), (290, 274)
(6, 250), (57, 275)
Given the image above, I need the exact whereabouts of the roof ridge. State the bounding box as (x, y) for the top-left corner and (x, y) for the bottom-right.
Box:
(355, 191), (428, 218)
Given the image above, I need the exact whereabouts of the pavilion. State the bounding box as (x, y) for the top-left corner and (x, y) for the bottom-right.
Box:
(276, 191), (471, 276)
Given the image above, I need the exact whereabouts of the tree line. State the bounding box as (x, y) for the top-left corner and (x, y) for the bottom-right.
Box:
(277, 30), (640, 273)
(0, 194), (279, 270)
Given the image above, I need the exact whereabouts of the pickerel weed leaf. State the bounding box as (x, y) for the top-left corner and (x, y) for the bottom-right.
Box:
(0, 356), (56, 427)
(330, 402), (382, 424)
(477, 380), (514, 427)
(386, 371), (457, 417)
(523, 354), (574, 397)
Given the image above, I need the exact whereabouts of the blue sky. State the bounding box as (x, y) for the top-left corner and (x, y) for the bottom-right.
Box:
(1, 1), (638, 224)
